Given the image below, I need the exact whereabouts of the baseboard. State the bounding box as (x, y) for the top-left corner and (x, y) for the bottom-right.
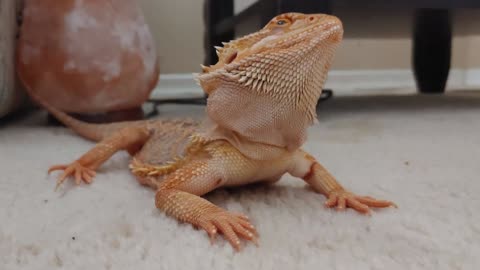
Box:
(151, 74), (203, 99)
(465, 69), (480, 87)
(151, 69), (480, 99)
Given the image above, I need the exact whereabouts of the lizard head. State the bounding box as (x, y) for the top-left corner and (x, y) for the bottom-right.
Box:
(202, 13), (343, 73)
(199, 12), (343, 81)
(197, 13), (343, 154)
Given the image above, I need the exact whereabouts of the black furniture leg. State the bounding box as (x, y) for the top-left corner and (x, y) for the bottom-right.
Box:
(204, 0), (235, 66)
(413, 9), (452, 94)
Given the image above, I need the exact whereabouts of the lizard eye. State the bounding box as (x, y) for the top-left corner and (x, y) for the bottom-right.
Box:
(276, 20), (288, 26)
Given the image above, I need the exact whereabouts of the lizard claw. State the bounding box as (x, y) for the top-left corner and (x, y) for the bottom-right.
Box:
(48, 161), (96, 190)
(325, 189), (397, 215)
(197, 210), (259, 251)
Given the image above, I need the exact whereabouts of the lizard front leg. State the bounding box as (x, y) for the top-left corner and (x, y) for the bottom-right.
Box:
(290, 151), (397, 215)
(155, 161), (258, 251)
(50, 126), (150, 189)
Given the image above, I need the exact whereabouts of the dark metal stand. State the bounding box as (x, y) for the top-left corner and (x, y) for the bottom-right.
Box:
(202, 1), (480, 95)
(158, 0), (463, 113)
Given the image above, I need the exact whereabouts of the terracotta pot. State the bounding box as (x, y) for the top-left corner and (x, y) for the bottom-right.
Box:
(17, 0), (159, 114)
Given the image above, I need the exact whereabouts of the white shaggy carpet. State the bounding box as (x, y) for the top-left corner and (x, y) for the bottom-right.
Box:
(1, 92), (480, 270)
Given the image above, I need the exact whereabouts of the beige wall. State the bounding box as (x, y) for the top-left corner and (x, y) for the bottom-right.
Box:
(139, 0), (204, 74)
(139, 1), (480, 74)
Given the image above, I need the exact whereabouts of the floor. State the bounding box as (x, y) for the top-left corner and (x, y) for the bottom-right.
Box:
(1, 91), (479, 270)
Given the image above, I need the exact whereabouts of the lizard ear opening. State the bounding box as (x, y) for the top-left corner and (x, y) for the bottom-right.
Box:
(225, 51), (238, 64)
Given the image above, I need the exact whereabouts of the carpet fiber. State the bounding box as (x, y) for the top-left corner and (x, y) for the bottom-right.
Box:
(1, 93), (479, 270)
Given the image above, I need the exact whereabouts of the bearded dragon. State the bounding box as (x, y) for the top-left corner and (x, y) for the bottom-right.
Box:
(20, 13), (396, 251)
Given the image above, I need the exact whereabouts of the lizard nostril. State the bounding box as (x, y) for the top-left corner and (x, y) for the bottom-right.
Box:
(308, 16), (315, 22)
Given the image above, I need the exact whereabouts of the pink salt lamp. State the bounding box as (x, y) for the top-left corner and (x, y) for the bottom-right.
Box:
(16, 0), (159, 117)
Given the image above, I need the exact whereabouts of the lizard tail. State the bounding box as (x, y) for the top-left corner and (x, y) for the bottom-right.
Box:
(24, 84), (110, 141)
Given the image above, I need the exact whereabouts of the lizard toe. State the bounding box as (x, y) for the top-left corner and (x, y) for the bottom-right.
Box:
(325, 190), (396, 214)
(50, 161), (97, 190)
(199, 210), (258, 251)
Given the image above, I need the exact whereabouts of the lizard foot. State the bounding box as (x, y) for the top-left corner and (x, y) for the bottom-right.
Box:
(48, 161), (96, 190)
(196, 210), (258, 251)
(325, 189), (397, 215)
